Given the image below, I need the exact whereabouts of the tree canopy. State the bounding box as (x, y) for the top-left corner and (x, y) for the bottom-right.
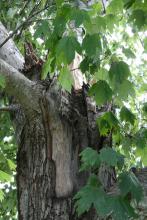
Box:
(0, 0), (147, 219)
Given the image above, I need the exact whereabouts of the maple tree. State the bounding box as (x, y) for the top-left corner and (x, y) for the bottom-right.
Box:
(0, 0), (147, 219)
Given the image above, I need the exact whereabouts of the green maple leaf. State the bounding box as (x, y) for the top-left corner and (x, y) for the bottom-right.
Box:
(79, 148), (100, 171)
(34, 20), (49, 39)
(97, 118), (111, 136)
(53, 5), (71, 35)
(88, 80), (112, 105)
(97, 111), (120, 135)
(82, 34), (102, 58)
(85, 16), (106, 34)
(109, 61), (131, 87)
(130, 9), (145, 29)
(105, 14), (118, 32)
(94, 68), (108, 81)
(107, 0), (124, 13)
(134, 128), (147, 149)
(70, 9), (90, 27)
(56, 36), (81, 64)
(87, 174), (100, 187)
(116, 80), (135, 100)
(58, 66), (74, 92)
(80, 57), (100, 74)
(74, 185), (107, 217)
(54, 15), (67, 36)
(119, 172), (143, 202)
(120, 106), (136, 125)
(100, 147), (124, 167)
(0, 170), (12, 182)
(106, 196), (137, 220)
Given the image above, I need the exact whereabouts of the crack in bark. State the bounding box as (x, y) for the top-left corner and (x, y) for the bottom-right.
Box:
(39, 90), (52, 160)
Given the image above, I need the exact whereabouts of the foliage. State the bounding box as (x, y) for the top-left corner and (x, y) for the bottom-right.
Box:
(75, 148), (141, 219)
(0, 0), (147, 219)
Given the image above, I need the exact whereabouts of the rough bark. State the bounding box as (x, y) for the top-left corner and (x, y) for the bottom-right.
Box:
(0, 22), (147, 220)
(15, 81), (104, 220)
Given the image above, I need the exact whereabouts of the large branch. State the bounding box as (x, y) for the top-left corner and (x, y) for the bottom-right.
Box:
(0, 22), (24, 70)
(0, 58), (41, 112)
(0, 23), (41, 113)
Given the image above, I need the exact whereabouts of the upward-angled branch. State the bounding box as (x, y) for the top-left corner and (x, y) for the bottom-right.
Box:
(0, 22), (24, 70)
(0, 22), (42, 113)
(0, 58), (41, 113)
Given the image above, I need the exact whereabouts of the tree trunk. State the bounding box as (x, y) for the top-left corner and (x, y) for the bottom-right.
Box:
(15, 81), (104, 219)
(0, 22), (105, 219)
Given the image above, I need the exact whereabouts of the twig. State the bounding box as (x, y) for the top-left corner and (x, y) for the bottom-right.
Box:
(27, 0), (42, 18)
(30, 4), (50, 18)
(19, 0), (30, 16)
(0, 4), (50, 48)
(0, 21), (28, 48)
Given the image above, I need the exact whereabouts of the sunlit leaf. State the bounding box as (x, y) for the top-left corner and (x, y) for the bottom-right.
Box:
(58, 66), (73, 92)
(0, 170), (12, 182)
(7, 159), (16, 171)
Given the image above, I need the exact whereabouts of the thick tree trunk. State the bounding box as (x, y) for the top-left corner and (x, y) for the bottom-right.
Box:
(15, 82), (104, 219)
(0, 22), (104, 219)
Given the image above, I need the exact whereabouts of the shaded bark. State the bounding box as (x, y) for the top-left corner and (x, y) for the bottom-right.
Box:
(15, 81), (105, 219)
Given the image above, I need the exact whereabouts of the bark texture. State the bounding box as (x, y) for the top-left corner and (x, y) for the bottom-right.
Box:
(16, 81), (104, 219)
(0, 22), (103, 219)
